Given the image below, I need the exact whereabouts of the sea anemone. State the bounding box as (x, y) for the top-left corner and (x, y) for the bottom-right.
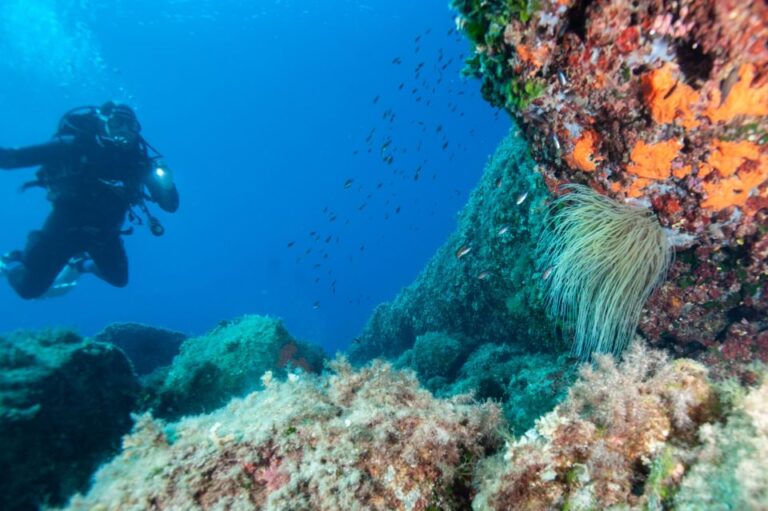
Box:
(537, 185), (672, 357)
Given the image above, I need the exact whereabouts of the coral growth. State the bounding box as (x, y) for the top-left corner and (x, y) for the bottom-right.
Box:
(49, 333), (767, 511)
(641, 64), (701, 130)
(63, 359), (503, 511)
(537, 185), (672, 357)
(565, 130), (601, 172)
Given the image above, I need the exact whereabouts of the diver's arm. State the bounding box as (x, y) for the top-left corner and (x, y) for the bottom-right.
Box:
(143, 162), (179, 213)
(0, 137), (76, 170)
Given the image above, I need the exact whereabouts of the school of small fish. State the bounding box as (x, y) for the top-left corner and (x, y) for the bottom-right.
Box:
(282, 24), (521, 327)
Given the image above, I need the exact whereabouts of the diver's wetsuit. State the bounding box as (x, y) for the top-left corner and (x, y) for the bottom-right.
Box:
(0, 134), (179, 299)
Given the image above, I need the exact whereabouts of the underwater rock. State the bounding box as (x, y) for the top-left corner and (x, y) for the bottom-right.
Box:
(448, 343), (578, 433)
(0, 329), (138, 510)
(452, 0), (768, 372)
(92, 322), (187, 375)
(351, 130), (563, 364)
(62, 358), (503, 511)
(394, 338), (577, 433)
(149, 315), (326, 420)
(406, 331), (467, 382)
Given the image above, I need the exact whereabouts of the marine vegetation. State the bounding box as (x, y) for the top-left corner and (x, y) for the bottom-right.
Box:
(55, 343), (768, 511)
(537, 184), (672, 357)
(473, 342), (721, 510)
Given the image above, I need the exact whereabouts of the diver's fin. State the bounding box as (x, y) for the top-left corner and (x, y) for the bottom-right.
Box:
(38, 256), (86, 299)
(0, 251), (22, 279)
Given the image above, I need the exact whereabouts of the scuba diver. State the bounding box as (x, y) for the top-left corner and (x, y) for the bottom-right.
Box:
(0, 101), (179, 299)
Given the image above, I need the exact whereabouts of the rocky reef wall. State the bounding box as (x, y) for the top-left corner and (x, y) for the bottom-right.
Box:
(350, 131), (560, 360)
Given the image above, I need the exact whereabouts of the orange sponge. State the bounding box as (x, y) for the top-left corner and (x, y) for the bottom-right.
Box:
(642, 64), (700, 130)
(700, 140), (768, 210)
(706, 64), (768, 123)
(627, 139), (681, 180)
(567, 130), (602, 172)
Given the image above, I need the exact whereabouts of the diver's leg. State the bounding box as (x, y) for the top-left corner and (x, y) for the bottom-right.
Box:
(86, 235), (128, 288)
(6, 212), (79, 299)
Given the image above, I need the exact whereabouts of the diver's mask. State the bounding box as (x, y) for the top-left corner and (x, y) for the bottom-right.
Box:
(101, 102), (141, 148)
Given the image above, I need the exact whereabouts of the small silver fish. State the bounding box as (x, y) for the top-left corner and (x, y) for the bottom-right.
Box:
(455, 245), (472, 259)
(542, 266), (554, 280)
(550, 133), (561, 153)
(516, 191), (528, 205)
(477, 271), (492, 281)
(498, 225), (510, 236)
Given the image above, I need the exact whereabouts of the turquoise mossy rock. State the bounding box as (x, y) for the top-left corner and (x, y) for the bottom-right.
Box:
(149, 315), (326, 420)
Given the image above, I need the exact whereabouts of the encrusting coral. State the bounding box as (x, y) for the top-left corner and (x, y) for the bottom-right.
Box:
(537, 185), (672, 357)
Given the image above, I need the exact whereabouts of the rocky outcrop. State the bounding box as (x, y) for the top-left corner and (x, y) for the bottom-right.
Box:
(149, 315), (326, 420)
(92, 322), (186, 376)
(0, 329), (138, 510)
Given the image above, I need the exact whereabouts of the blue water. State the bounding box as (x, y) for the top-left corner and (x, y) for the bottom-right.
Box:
(0, 0), (507, 354)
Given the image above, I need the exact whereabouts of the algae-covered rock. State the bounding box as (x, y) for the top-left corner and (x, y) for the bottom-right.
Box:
(472, 344), (719, 511)
(151, 315), (326, 420)
(412, 331), (465, 379)
(347, 131), (571, 434)
(393, 331), (477, 393)
(62, 358), (503, 511)
(447, 343), (577, 433)
(0, 329), (138, 510)
(396, 338), (577, 433)
(350, 130), (563, 365)
(92, 322), (187, 375)
(675, 377), (768, 510)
